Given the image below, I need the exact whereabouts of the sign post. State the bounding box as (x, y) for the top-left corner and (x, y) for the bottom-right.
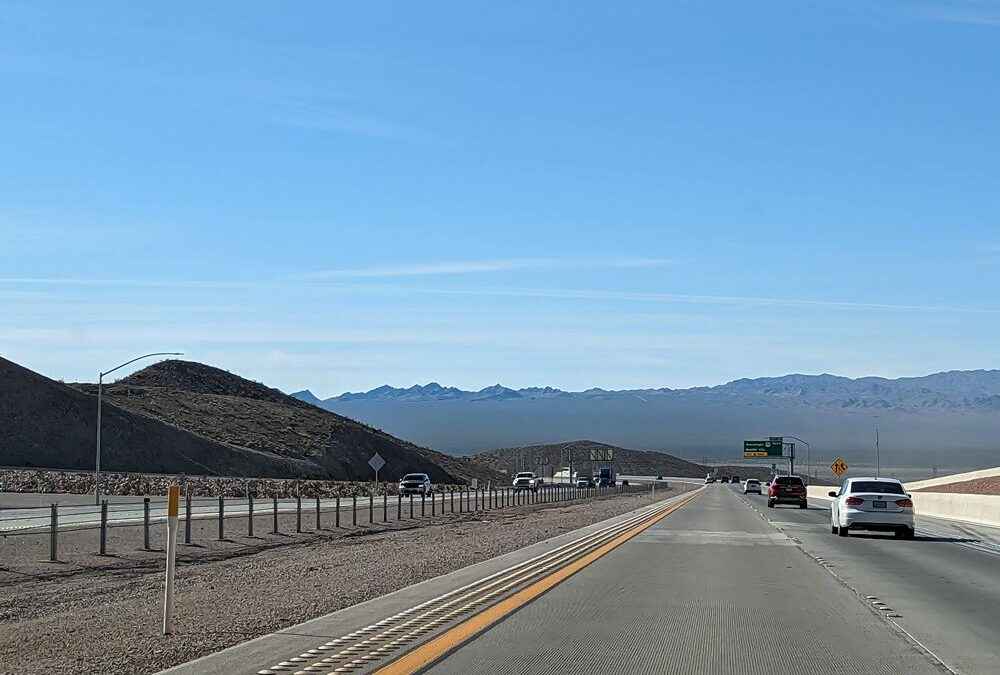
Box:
(163, 485), (180, 635)
(368, 453), (386, 486)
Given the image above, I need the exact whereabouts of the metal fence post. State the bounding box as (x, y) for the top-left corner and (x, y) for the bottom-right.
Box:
(352, 495), (357, 526)
(218, 496), (225, 540)
(49, 503), (58, 561)
(335, 495), (341, 528)
(99, 500), (108, 555)
(397, 492), (402, 520)
(143, 498), (151, 549)
(272, 495), (279, 534)
(431, 491), (436, 516)
(317, 495), (323, 530)
(369, 492), (373, 524)
(421, 492), (426, 517)
(185, 493), (192, 544)
(409, 493), (414, 519)
(451, 490), (455, 513)
(296, 495), (302, 533)
(383, 491), (388, 522)
(248, 494), (254, 536)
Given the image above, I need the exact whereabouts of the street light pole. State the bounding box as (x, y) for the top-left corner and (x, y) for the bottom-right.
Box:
(95, 352), (183, 504)
(783, 436), (810, 481)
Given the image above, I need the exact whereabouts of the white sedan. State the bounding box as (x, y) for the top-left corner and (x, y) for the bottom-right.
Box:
(743, 479), (762, 494)
(829, 477), (914, 539)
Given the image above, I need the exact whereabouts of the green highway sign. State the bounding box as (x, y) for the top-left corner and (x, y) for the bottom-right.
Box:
(744, 439), (784, 458)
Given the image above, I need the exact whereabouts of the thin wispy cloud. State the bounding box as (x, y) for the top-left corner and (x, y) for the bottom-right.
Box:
(307, 257), (675, 279)
(886, 0), (1000, 27)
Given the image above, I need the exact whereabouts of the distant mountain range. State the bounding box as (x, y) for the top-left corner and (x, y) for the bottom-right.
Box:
(294, 370), (1000, 470)
(297, 370), (1000, 410)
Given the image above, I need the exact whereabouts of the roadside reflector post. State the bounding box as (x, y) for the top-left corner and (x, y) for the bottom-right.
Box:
(184, 493), (192, 544)
(295, 495), (302, 533)
(352, 495), (358, 526)
(99, 500), (108, 555)
(217, 496), (225, 540)
(163, 485), (180, 635)
(247, 494), (254, 537)
(143, 498), (151, 550)
(49, 503), (58, 562)
(272, 495), (279, 534)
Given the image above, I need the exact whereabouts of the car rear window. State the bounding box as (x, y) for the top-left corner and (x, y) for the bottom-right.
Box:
(774, 476), (804, 486)
(850, 481), (904, 494)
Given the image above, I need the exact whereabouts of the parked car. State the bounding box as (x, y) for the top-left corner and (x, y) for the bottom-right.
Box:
(398, 473), (432, 496)
(576, 476), (595, 488)
(767, 475), (807, 509)
(512, 471), (541, 492)
(743, 479), (762, 495)
(830, 477), (915, 539)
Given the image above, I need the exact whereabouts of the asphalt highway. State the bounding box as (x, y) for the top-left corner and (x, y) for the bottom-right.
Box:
(162, 484), (1000, 675)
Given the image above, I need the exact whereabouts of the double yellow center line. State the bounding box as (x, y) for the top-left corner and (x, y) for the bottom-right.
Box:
(372, 488), (703, 675)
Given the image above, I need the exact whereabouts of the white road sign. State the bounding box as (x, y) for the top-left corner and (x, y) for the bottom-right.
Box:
(368, 453), (386, 472)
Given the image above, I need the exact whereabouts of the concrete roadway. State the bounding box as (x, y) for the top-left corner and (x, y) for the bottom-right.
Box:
(163, 484), (1000, 675)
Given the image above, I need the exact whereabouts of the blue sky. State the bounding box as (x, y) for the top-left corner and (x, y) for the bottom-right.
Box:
(1, 1), (999, 395)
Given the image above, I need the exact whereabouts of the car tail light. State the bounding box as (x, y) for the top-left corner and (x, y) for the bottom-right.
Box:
(845, 496), (864, 505)
(895, 498), (913, 508)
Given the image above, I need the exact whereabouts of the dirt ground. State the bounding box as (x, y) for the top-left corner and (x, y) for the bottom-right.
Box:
(0, 486), (688, 675)
(913, 476), (1000, 495)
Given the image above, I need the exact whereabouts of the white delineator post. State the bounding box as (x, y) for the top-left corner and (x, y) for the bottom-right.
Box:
(163, 485), (180, 635)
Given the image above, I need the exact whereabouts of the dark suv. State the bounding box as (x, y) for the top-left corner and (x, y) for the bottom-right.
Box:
(767, 475), (807, 509)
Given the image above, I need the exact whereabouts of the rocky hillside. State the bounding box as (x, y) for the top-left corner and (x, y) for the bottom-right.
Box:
(77, 360), (498, 483)
(0, 356), (311, 477)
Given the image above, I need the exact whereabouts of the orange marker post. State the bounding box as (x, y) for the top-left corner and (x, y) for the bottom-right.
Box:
(163, 485), (180, 635)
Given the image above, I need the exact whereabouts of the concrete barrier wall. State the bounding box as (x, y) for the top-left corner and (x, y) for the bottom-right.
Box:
(904, 466), (1000, 492)
(808, 485), (1000, 528)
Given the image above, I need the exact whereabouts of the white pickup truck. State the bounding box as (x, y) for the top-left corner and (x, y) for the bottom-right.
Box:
(512, 471), (542, 492)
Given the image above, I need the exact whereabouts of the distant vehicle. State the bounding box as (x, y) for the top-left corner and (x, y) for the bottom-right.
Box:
(767, 475), (807, 509)
(705, 474), (717, 484)
(730, 475), (741, 484)
(398, 473), (432, 496)
(576, 476), (595, 488)
(656, 475), (663, 480)
(743, 479), (762, 495)
(720, 476), (730, 483)
(830, 477), (914, 539)
(512, 471), (541, 492)
(595, 466), (616, 487)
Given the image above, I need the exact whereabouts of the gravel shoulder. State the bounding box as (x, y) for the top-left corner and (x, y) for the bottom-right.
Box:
(0, 487), (689, 675)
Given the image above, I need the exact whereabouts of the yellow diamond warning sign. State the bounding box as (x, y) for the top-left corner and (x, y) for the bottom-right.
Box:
(830, 458), (848, 477)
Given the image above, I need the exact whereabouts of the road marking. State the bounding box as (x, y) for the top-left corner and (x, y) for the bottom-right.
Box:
(370, 490), (702, 675)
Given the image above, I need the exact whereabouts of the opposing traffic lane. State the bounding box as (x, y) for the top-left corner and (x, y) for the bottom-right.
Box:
(424, 485), (944, 674)
(740, 489), (1000, 673)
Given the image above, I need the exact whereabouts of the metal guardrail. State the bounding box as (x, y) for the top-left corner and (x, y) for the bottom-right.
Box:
(5, 483), (658, 563)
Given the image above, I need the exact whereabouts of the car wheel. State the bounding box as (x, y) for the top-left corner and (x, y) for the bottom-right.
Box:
(831, 524), (839, 535)
(766, 500), (775, 508)
(894, 528), (906, 539)
(838, 524), (849, 537)
(799, 501), (808, 510)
